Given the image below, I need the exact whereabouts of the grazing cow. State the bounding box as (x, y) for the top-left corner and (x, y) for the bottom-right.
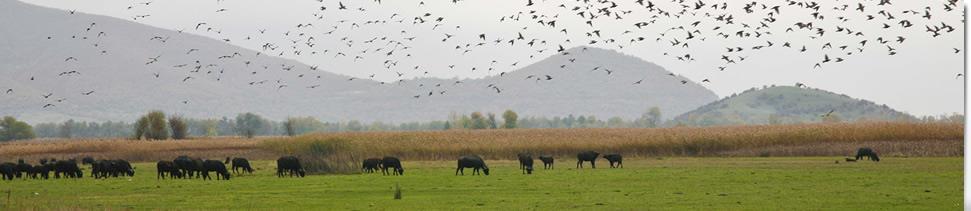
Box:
(0, 162), (16, 180)
(15, 159), (32, 179)
(456, 155), (489, 176)
(108, 160), (135, 177)
(517, 153), (534, 174)
(174, 156), (202, 179)
(276, 156), (306, 178)
(82, 157), (107, 178)
(855, 148), (880, 162)
(157, 161), (181, 179)
(538, 155), (554, 169)
(576, 151), (600, 168)
(29, 165), (50, 180)
(603, 154), (623, 168)
(202, 160), (231, 180)
(226, 157), (254, 175)
(381, 157), (404, 176)
(362, 158), (382, 174)
(54, 159), (82, 179)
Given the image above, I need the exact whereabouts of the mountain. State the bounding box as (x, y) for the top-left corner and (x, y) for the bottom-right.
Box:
(671, 86), (916, 126)
(0, 0), (718, 123)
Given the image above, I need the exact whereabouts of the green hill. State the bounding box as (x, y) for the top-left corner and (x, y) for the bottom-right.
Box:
(671, 85), (916, 126)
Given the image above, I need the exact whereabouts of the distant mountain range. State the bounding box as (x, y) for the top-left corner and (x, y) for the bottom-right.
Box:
(671, 85), (917, 126)
(0, 0), (719, 123)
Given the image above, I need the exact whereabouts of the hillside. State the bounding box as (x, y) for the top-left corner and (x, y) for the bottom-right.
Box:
(671, 86), (917, 126)
(0, 0), (718, 123)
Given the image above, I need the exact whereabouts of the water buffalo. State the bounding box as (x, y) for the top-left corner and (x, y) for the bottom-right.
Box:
(0, 162), (16, 180)
(202, 160), (231, 180)
(855, 148), (880, 162)
(517, 153), (534, 174)
(54, 159), (82, 179)
(29, 165), (50, 180)
(456, 155), (489, 176)
(603, 154), (623, 168)
(15, 159), (32, 179)
(276, 156), (305, 178)
(226, 157), (254, 175)
(174, 156), (205, 179)
(107, 160), (135, 178)
(576, 151), (600, 168)
(538, 155), (554, 169)
(157, 161), (181, 179)
(381, 157), (404, 176)
(362, 158), (382, 174)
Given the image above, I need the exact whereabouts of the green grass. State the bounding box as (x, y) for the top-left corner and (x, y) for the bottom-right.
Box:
(0, 157), (961, 210)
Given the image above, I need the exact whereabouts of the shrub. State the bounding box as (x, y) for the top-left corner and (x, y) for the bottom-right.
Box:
(0, 116), (34, 141)
(133, 111), (169, 140)
(169, 116), (188, 140)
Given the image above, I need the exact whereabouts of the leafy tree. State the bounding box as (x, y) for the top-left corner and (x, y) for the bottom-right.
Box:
(235, 113), (265, 138)
(647, 107), (662, 127)
(283, 118), (296, 137)
(134, 111), (169, 140)
(487, 113), (498, 129)
(502, 110), (518, 129)
(133, 117), (147, 139)
(443, 121), (451, 130)
(59, 119), (74, 138)
(169, 115), (188, 140)
(470, 112), (489, 129)
(0, 116), (34, 141)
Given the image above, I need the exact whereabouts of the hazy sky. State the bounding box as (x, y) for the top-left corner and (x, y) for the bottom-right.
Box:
(19, 0), (966, 117)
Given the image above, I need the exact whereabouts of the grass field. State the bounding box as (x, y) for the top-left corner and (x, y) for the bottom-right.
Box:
(0, 157), (961, 210)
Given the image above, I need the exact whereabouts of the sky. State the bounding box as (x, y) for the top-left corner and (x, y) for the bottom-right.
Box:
(18, 0), (966, 117)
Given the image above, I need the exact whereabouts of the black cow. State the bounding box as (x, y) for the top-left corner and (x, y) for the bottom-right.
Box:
(29, 164), (51, 180)
(226, 157), (254, 175)
(109, 160), (135, 178)
(539, 155), (554, 169)
(276, 156), (305, 178)
(381, 157), (404, 176)
(603, 154), (623, 168)
(82, 157), (107, 178)
(15, 159), (32, 179)
(202, 160), (231, 180)
(0, 162), (16, 180)
(362, 158), (382, 173)
(576, 151), (600, 168)
(54, 159), (82, 179)
(855, 148), (880, 162)
(517, 153), (534, 174)
(174, 156), (205, 179)
(157, 161), (181, 179)
(456, 155), (489, 176)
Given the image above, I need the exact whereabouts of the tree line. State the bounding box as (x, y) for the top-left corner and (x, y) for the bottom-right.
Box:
(2, 106), (962, 141)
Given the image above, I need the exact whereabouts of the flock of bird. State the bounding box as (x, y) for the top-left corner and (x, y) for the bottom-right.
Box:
(5, 0), (964, 109)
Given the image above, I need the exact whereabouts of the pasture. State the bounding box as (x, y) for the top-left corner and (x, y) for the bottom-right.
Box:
(0, 157), (961, 210)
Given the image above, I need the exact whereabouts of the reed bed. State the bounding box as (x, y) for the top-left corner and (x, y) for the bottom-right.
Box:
(269, 122), (964, 161)
(0, 122), (962, 164)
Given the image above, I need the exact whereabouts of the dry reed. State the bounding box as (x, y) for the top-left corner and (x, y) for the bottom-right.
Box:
(0, 122), (962, 164)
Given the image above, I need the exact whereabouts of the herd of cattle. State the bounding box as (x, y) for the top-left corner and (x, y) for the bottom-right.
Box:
(0, 148), (878, 180)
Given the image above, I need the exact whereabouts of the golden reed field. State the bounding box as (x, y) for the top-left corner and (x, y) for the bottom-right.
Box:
(0, 122), (962, 163)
